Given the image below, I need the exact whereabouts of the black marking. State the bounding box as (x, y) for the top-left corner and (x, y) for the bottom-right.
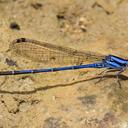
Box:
(16, 38), (26, 43)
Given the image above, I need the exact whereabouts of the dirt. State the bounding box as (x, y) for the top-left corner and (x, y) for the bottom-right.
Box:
(0, 0), (128, 128)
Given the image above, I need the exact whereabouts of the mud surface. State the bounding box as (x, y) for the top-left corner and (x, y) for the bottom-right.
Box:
(0, 0), (128, 128)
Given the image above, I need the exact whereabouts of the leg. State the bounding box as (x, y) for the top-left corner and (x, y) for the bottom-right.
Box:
(95, 68), (120, 84)
(95, 69), (109, 83)
(116, 67), (126, 89)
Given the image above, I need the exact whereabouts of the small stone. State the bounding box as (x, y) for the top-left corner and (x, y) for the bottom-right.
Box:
(31, 3), (43, 10)
(10, 22), (20, 30)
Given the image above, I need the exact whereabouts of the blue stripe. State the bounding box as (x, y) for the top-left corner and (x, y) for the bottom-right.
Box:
(107, 55), (127, 64)
(105, 60), (122, 68)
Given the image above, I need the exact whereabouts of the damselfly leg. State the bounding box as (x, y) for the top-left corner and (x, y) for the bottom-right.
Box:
(95, 68), (126, 88)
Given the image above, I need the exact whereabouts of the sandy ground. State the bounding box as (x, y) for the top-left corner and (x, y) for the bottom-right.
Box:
(0, 0), (128, 128)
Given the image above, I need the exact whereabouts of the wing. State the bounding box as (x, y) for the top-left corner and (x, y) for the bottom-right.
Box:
(9, 38), (105, 65)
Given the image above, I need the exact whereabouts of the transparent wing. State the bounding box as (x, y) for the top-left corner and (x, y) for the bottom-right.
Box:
(10, 38), (105, 65)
